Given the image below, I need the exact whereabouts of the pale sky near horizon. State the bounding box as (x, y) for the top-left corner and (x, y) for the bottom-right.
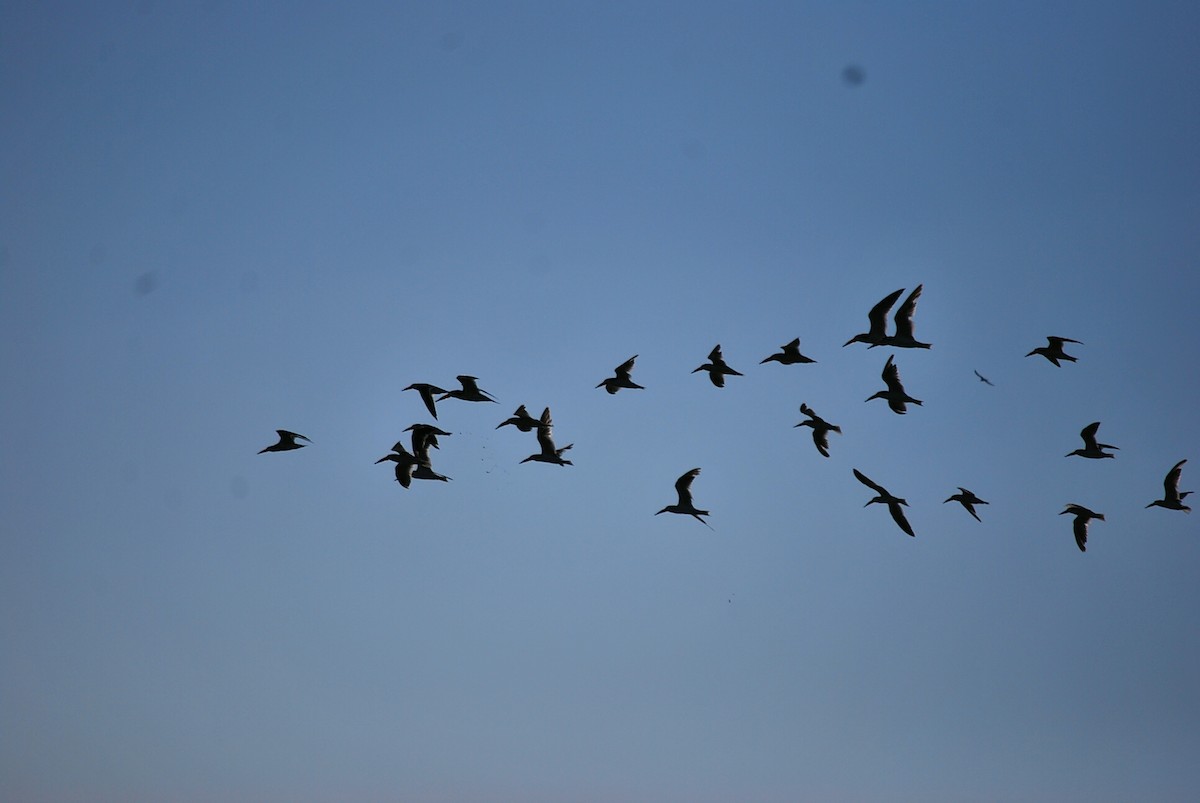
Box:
(3, 3), (1199, 801)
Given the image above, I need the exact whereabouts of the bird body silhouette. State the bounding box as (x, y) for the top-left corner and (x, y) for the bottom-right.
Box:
(403, 383), (448, 419)
(520, 407), (573, 466)
(656, 468), (711, 528)
(853, 469), (914, 536)
(761, 338), (816, 365)
(1146, 459), (1191, 512)
(259, 430), (311, 453)
(596, 355), (644, 393)
(974, 370), (994, 386)
(844, 288), (905, 348)
(1060, 504), (1104, 551)
(497, 404), (542, 431)
(794, 403), (841, 457)
(866, 355), (923, 414)
(1066, 421), (1118, 459)
(692, 344), (743, 387)
(439, 375), (498, 403)
(873, 284), (931, 349)
(1027, 336), (1082, 366)
(944, 488), (989, 522)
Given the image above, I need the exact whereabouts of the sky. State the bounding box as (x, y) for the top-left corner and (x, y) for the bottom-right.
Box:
(2, 2), (1199, 801)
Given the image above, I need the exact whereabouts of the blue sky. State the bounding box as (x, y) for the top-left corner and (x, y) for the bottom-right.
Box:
(3, 2), (1199, 801)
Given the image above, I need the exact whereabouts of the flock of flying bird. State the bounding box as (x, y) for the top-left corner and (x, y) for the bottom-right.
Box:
(258, 284), (1191, 552)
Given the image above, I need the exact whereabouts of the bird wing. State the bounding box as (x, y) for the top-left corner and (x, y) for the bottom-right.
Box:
(1080, 422), (1102, 449)
(278, 430), (309, 441)
(881, 355), (906, 394)
(866, 288), (905, 338)
(813, 429), (831, 457)
(1165, 459), (1187, 498)
(1073, 517), (1088, 552)
(675, 468), (701, 506)
(708, 344), (723, 361)
(853, 468), (887, 496)
(892, 284), (923, 339)
(783, 337), (800, 352)
(799, 402), (815, 418)
(889, 502), (915, 536)
(536, 424), (557, 455)
(616, 355), (637, 377)
(1048, 336), (1083, 346)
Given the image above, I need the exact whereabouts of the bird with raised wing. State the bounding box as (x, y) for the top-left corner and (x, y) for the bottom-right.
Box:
(944, 488), (989, 522)
(596, 355), (644, 394)
(866, 355), (923, 414)
(258, 430), (311, 454)
(692, 344), (743, 388)
(874, 284), (931, 349)
(1146, 459), (1191, 512)
(761, 337), (816, 365)
(844, 287), (905, 348)
(405, 423), (452, 458)
(439, 375), (498, 403)
(496, 404), (542, 431)
(853, 469), (914, 536)
(656, 467), (712, 528)
(403, 383), (449, 419)
(1027, 336), (1083, 367)
(794, 403), (841, 458)
(1060, 504), (1104, 552)
(1066, 421), (1118, 460)
(520, 407), (573, 466)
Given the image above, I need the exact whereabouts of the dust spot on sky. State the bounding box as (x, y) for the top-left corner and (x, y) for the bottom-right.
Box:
(135, 270), (158, 295)
(89, 244), (107, 265)
(441, 31), (464, 51)
(240, 270), (260, 294)
(842, 64), (866, 87)
(680, 139), (707, 161)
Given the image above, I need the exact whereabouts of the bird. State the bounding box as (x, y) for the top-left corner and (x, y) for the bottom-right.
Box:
(496, 404), (542, 431)
(872, 284), (931, 349)
(1146, 459), (1191, 512)
(438, 375), (498, 403)
(596, 355), (644, 393)
(853, 468), (914, 536)
(1060, 504), (1104, 552)
(844, 287), (905, 347)
(866, 354), (923, 414)
(1027, 336), (1083, 367)
(656, 467), (712, 528)
(944, 488), (989, 522)
(405, 423), (452, 457)
(375, 445), (421, 488)
(258, 429), (311, 454)
(403, 383), (448, 419)
(761, 337), (816, 365)
(692, 344), (743, 387)
(520, 407), (573, 466)
(974, 370), (994, 386)
(1066, 421), (1118, 459)
(794, 403), (841, 457)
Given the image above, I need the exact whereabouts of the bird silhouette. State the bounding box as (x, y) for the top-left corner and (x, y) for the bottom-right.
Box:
(866, 355), (923, 414)
(520, 407), (573, 466)
(944, 488), (989, 522)
(844, 287), (905, 347)
(974, 370), (994, 386)
(405, 423), (452, 458)
(794, 403), (841, 457)
(1027, 336), (1082, 367)
(258, 430), (311, 454)
(496, 404), (542, 431)
(853, 469), (914, 536)
(761, 337), (816, 365)
(692, 344), (743, 387)
(375, 444), (421, 488)
(438, 375), (498, 403)
(1060, 504), (1104, 552)
(1066, 421), (1118, 459)
(596, 355), (644, 393)
(1146, 459), (1191, 512)
(656, 468), (712, 528)
(403, 383), (448, 419)
(872, 284), (931, 349)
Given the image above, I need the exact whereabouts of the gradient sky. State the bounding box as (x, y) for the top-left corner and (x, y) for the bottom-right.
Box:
(3, 3), (1199, 801)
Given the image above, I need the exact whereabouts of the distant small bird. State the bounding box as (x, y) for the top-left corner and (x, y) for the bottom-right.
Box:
(1146, 459), (1191, 513)
(866, 354), (923, 414)
(496, 404), (542, 431)
(520, 407), (573, 466)
(944, 488), (989, 522)
(1060, 504), (1104, 552)
(403, 383), (449, 419)
(873, 284), (931, 349)
(844, 287), (905, 348)
(1066, 421), (1118, 459)
(853, 468), (914, 536)
(761, 338), (816, 365)
(794, 402), (841, 458)
(258, 429), (311, 454)
(1027, 336), (1083, 367)
(438, 375), (498, 403)
(692, 344), (743, 387)
(974, 370), (994, 386)
(656, 467), (712, 528)
(596, 355), (644, 394)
